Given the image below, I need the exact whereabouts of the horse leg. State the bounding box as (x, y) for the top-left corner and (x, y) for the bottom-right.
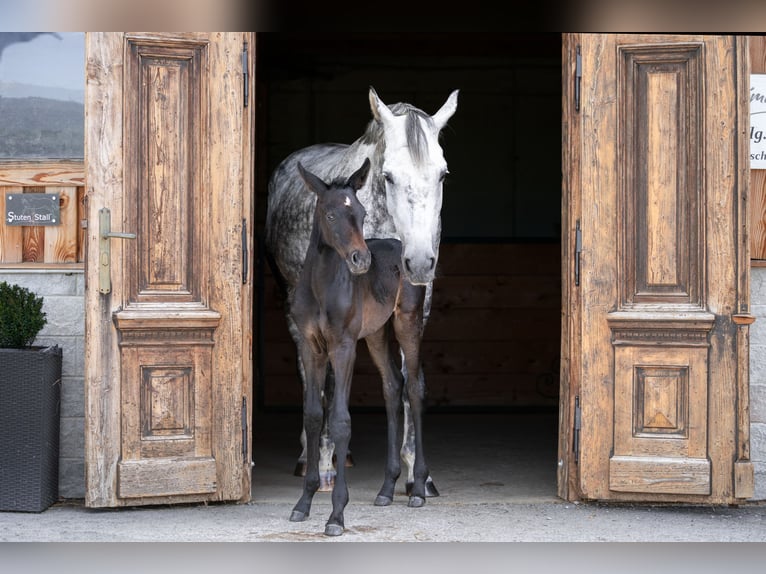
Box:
(365, 327), (404, 506)
(394, 287), (430, 508)
(400, 367), (439, 498)
(400, 281), (439, 498)
(324, 342), (355, 537)
(289, 347), (327, 523)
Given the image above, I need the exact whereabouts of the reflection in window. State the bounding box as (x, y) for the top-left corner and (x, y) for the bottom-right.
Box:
(0, 32), (84, 159)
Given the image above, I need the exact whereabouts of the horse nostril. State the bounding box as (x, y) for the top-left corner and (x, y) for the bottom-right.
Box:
(404, 258), (413, 274)
(428, 257), (436, 271)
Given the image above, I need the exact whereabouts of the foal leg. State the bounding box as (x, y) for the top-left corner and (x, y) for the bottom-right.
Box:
(365, 327), (404, 506)
(289, 349), (327, 523)
(324, 342), (355, 537)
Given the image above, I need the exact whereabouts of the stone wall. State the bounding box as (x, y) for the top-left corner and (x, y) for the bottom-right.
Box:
(749, 267), (766, 500)
(0, 270), (85, 499)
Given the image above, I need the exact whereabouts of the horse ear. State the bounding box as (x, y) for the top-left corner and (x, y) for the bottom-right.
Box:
(432, 89), (459, 131)
(297, 162), (328, 196)
(347, 158), (371, 192)
(369, 86), (395, 126)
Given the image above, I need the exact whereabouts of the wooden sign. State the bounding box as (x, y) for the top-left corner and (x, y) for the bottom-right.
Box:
(4, 193), (60, 226)
(751, 74), (766, 168)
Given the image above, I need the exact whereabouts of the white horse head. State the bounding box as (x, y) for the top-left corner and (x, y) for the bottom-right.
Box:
(369, 87), (458, 285)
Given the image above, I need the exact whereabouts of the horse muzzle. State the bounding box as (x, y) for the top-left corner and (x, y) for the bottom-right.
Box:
(347, 249), (372, 275)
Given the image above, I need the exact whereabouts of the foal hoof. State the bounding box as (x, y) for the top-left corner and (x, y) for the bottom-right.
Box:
(324, 523), (344, 537)
(408, 496), (426, 508)
(289, 509), (308, 522)
(374, 495), (393, 507)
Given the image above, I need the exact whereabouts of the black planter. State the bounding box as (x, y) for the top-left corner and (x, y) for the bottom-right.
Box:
(0, 345), (62, 512)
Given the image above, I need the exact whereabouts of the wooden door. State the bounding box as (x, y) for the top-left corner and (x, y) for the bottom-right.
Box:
(560, 34), (754, 503)
(84, 32), (254, 507)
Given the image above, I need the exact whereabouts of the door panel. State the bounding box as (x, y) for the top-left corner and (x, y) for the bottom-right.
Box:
(560, 34), (754, 503)
(85, 32), (253, 507)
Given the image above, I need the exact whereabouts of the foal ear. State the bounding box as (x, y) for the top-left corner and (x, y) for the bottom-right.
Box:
(297, 162), (328, 196)
(347, 158), (371, 192)
(369, 86), (395, 126)
(432, 89), (459, 131)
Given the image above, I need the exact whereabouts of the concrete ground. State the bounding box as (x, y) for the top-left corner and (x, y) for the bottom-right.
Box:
(1, 411), (766, 543)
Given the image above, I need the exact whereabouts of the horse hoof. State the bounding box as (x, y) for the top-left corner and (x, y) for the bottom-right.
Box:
(324, 523), (344, 537)
(293, 462), (306, 477)
(345, 453), (355, 468)
(374, 495), (393, 506)
(425, 478), (440, 498)
(408, 496), (426, 508)
(289, 510), (308, 522)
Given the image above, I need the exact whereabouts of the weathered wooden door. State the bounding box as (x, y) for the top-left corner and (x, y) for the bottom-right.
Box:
(560, 34), (754, 503)
(84, 32), (254, 507)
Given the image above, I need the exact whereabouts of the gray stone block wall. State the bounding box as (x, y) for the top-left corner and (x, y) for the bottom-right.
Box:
(750, 267), (766, 500)
(0, 270), (85, 499)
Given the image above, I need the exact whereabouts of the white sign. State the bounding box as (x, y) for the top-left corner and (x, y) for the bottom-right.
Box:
(751, 74), (766, 168)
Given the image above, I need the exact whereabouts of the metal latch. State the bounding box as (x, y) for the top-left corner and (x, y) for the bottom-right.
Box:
(99, 207), (136, 294)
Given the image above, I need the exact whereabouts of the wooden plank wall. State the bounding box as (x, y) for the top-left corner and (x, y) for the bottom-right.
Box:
(258, 241), (561, 410)
(751, 36), (766, 263)
(0, 162), (85, 265)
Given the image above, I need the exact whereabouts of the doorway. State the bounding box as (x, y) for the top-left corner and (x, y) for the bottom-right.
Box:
(252, 33), (564, 500)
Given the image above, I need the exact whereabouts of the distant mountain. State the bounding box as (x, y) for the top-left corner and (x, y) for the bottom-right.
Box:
(0, 81), (83, 104)
(0, 95), (84, 158)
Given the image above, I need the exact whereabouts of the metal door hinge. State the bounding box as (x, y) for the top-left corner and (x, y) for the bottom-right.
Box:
(242, 42), (249, 108)
(575, 45), (582, 112)
(573, 395), (581, 464)
(574, 219), (582, 287)
(242, 219), (249, 284)
(241, 397), (248, 463)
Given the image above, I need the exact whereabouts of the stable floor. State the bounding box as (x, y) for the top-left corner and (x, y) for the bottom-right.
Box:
(251, 410), (561, 505)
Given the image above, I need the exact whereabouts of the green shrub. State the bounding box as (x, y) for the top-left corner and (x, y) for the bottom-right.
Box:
(0, 281), (47, 348)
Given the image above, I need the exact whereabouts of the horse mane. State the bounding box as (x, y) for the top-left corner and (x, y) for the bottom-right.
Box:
(360, 102), (434, 167)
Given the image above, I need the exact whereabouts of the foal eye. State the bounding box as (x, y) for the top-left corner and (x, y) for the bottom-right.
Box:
(326, 212), (336, 222)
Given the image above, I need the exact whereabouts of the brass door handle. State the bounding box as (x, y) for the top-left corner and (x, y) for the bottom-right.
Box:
(98, 207), (136, 294)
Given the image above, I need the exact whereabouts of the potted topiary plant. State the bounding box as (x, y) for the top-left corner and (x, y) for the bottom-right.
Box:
(0, 280), (62, 512)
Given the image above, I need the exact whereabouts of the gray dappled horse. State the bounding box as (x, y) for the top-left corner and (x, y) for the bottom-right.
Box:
(265, 87), (458, 497)
(288, 159), (427, 535)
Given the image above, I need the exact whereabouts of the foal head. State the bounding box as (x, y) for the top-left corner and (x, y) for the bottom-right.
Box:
(298, 158), (372, 275)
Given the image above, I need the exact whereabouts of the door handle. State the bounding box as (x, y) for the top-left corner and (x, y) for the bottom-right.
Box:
(99, 207), (136, 294)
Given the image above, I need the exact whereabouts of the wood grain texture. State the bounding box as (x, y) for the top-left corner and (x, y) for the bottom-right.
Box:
(573, 35), (747, 504)
(85, 33), (254, 507)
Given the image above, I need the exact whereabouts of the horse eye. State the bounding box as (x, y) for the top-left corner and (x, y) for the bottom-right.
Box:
(383, 172), (394, 184)
(440, 169), (449, 182)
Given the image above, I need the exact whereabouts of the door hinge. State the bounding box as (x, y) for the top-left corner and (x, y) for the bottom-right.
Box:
(242, 41), (249, 108)
(241, 397), (248, 463)
(575, 45), (582, 112)
(242, 218), (249, 284)
(573, 395), (581, 464)
(574, 219), (582, 287)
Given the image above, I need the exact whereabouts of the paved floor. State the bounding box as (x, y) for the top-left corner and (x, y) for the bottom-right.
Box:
(2, 411), (766, 544)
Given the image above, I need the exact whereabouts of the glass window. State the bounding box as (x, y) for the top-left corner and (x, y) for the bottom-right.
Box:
(0, 32), (84, 159)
